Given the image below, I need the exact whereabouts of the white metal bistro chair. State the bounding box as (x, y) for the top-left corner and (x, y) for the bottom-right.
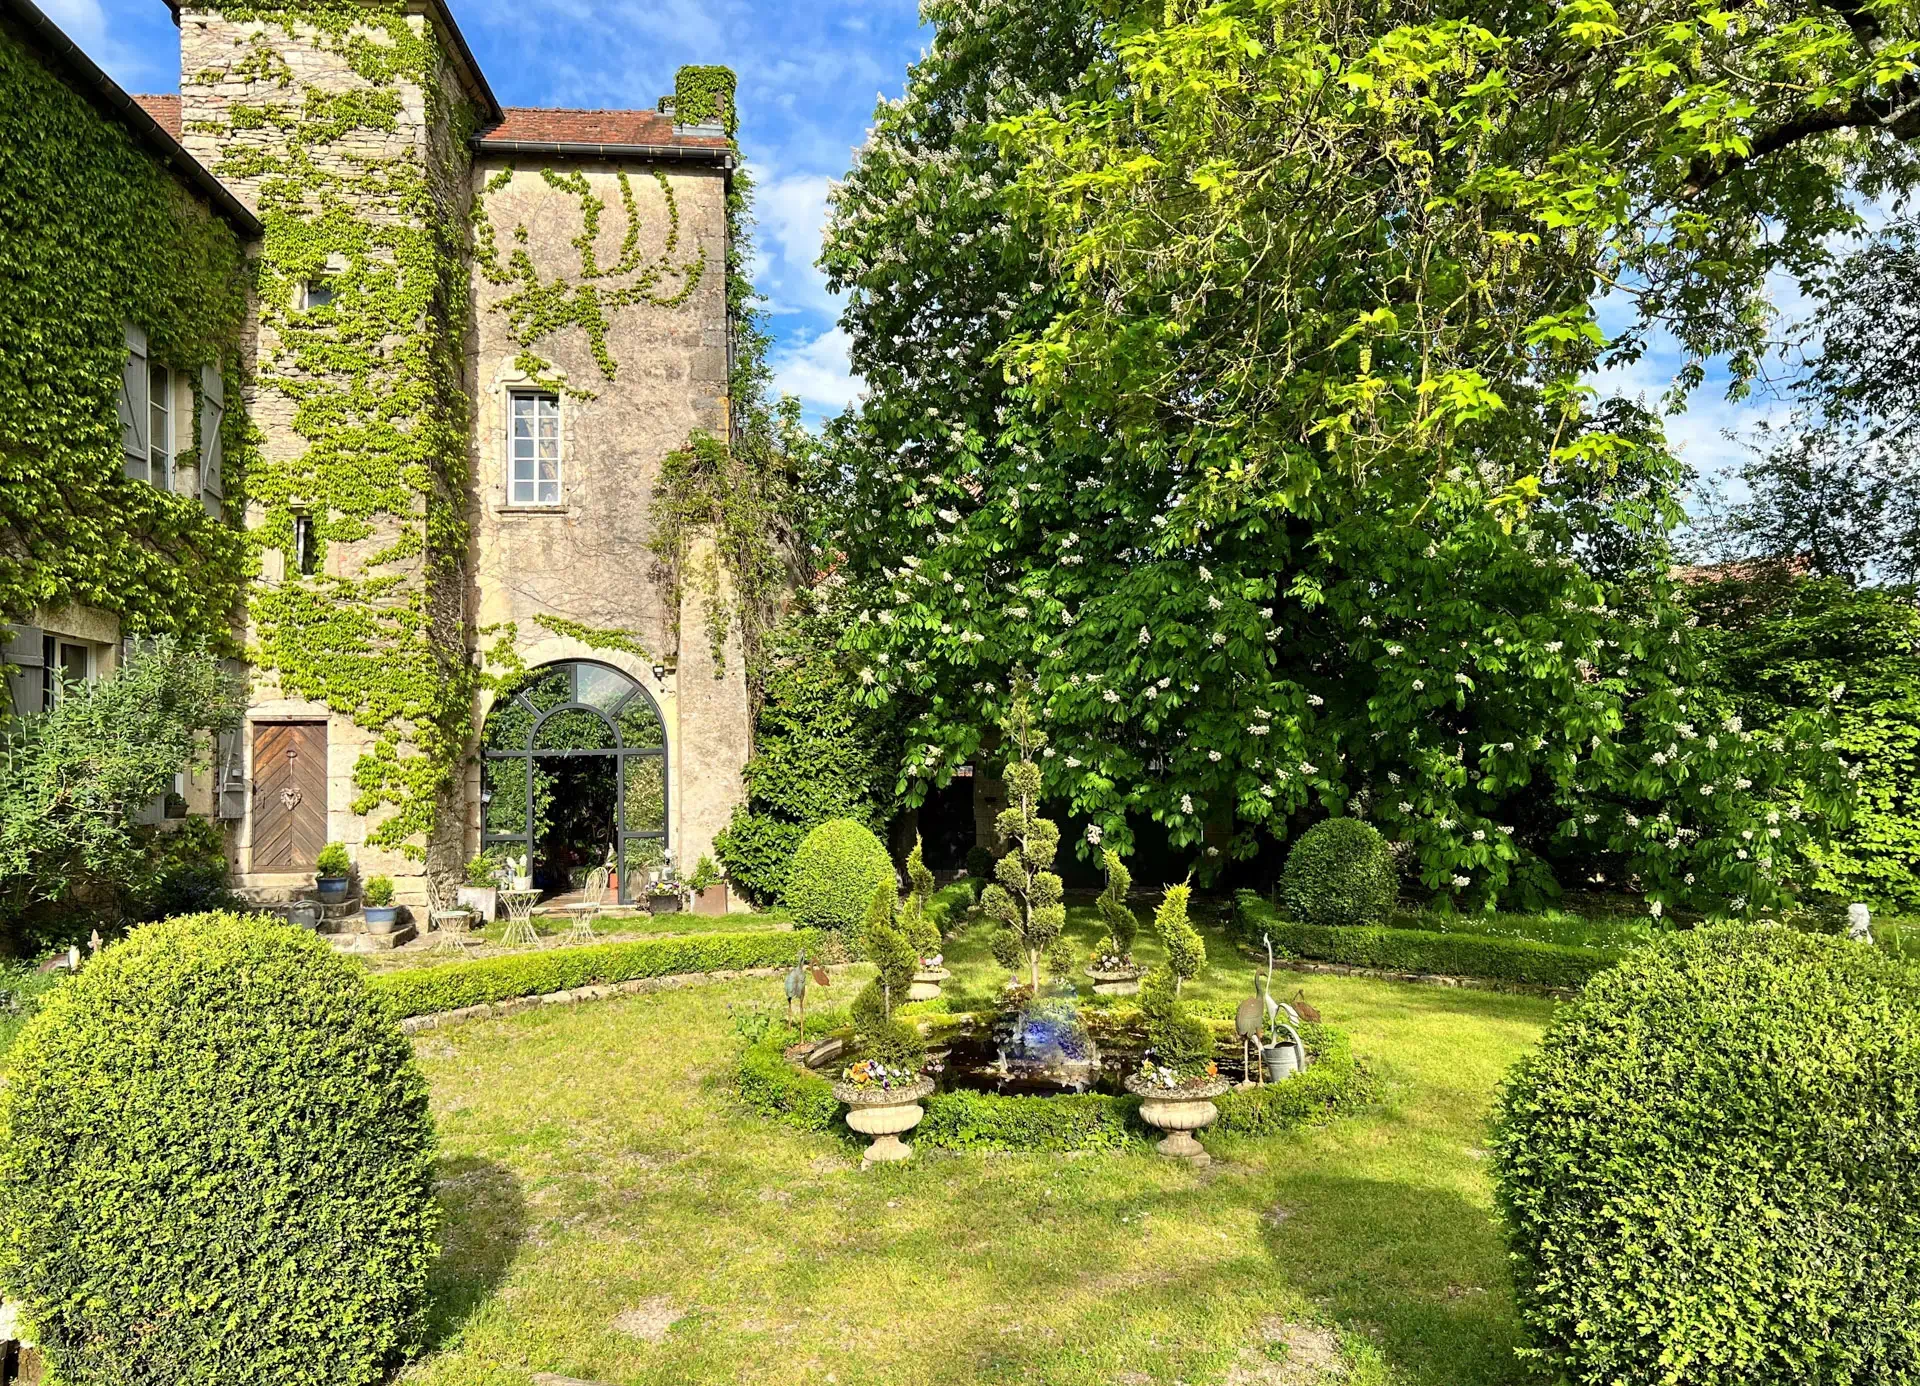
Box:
(557, 866), (608, 947)
(427, 876), (477, 955)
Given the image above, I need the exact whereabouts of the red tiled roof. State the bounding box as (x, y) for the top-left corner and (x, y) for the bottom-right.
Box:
(132, 93), (182, 139)
(475, 107), (730, 153)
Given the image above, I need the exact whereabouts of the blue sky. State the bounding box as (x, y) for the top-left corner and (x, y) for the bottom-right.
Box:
(50, 0), (1805, 490)
(51, 0), (928, 421)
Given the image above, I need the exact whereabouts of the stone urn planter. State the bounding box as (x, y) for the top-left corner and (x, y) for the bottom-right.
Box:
(1125, 1072), (1229, 1165)
(647, 887), (685, 915)
(908, 966), (950, 1002)
(1085, 962), (1145, 997)
(833, 1076), (935, 1164)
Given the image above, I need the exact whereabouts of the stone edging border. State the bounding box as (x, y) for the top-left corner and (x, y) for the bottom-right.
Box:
(397, 965), (813, 1034)
(1275, 957), (1577, 1001)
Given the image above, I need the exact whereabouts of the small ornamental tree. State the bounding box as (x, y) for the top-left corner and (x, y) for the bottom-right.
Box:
(0, 912), (437, 1386)
(1153, 880), (1205, 996)
(901, 833), (942, 962)
(854, 880), (917, 1028)
(981, 691), (1066, 990)
(1095, 850), (1139, 967)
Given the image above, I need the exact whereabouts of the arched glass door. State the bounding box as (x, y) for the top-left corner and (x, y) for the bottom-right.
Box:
(481, 660), (667, 904)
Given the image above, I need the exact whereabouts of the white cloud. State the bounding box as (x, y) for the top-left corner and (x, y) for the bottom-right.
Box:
(752, 169), (838, 315)
(769, 326), (863, 416)
(42, 0), (106, 45)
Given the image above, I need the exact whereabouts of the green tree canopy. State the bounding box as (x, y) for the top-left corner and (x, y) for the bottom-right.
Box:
(822, 0), (1882, 912)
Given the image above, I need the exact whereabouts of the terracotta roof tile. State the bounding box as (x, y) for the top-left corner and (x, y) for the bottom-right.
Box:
(475, 107), (730, 153)
(132, 93), (182, 139)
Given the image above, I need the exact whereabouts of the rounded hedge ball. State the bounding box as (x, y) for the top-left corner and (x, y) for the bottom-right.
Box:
(785, 818), (896, 932)
(0, 912), (438, 1386)
(1492, 924), (1920, 1385)
(1280, 817), (1397, 927)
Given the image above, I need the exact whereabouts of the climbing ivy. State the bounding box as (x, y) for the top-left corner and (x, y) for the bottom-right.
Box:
(191, 0), (478, 857)
(0, 24), (250, 656)
(662, 66), (738, 135)
(471, 165), (706, 388)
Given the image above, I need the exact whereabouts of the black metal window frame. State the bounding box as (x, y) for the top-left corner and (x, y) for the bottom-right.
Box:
(480, 659), (667, 906)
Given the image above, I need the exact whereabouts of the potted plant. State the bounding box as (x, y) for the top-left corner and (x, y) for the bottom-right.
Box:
(647, 855), (684, 915)
(314, 842), (352, 904)
(832, 1015), (933, 1164)
(1085, 850), (1147, 995)
(902, 835), (947, 1000)
(362, 875), (401, 932)
(688, 855), (727, 916)
(1122, 886), (1225, 1164)
(457, 853), (500, 921)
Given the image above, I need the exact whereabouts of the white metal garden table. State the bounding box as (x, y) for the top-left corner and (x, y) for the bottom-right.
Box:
(498, 888), (543, 947)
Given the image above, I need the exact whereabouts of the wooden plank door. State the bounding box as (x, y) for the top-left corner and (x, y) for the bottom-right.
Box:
(252, 722), (327, 871)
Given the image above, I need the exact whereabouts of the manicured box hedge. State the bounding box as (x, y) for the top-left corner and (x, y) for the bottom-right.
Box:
(373, 929), (819, 1019)
(1236, 891), (1621, 990)
(731, 1017), (1371, 1153)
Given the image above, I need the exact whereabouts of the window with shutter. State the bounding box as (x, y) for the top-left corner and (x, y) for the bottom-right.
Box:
(216, 726), (248, 820)
(199, 364), (226, 518)
(1, 625), (44, 721)
(149, 362), (173, 491)
(121, 324), (149, 482)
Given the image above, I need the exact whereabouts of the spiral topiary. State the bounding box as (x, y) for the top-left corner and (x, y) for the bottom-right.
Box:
(0, 912), (437, 1386)
(1492, 924), (1920, 1384)
(784, 817), (896, 933)
(1280, 817), (1398, 927)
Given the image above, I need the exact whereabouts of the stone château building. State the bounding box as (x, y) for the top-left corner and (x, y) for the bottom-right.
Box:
(0, 0), (753, 908)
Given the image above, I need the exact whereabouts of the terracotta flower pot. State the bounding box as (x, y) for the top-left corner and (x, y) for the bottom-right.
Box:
(833, 1076), (935, 1164)
(1125, 1072), (1229, 1165)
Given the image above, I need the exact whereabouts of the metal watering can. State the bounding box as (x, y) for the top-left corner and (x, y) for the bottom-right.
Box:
(1261, 1021), (1308, 1083)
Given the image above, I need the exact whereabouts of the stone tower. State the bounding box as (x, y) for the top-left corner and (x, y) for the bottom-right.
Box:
(174, 1), (494, 899)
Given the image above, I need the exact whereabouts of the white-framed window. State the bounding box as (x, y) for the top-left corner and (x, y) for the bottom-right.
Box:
(302, 278), (334, 310)
(508, 391), (561, 506)
(41, 636), (92, 711)
(148, 362), (175, 492)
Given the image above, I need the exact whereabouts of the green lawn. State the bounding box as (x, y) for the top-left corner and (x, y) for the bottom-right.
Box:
(404, 908), (1553, 1386)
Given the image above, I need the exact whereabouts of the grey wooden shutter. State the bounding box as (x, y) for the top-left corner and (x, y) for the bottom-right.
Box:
(216, 726), (248, 819)
(199, 364), (226, 517)
(1, 624), (44, 720)
(121, 324), (149, 482)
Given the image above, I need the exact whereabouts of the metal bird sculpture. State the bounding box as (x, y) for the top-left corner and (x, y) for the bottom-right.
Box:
(785, 951), (811, 1038)
(1235, 981), (1269, 1087)
(1261, 934), (1280, 1032)
(1289, 990), (1322, 1024)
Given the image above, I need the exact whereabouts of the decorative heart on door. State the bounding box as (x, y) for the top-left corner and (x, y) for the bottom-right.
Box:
(279, 786), (303, 811)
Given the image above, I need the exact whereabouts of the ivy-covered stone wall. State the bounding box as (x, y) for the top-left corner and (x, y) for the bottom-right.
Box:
(0, 16), (250, 655)
(176, 1), (479, 883)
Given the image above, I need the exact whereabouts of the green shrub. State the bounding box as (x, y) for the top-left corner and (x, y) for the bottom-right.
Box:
(373, 929), (818, 1018)
(1491, 924), (1920, 1385)
(316, 841), (352, 877)
(1153, 881), (1206, 990)
(859, 1016), (928, 1073)
(0, 912), (436, 1385)
(1281, 818), (1398, 926)
(928, 878), (977, 929)
(364, 874), (395, 907)
(785, 818), (895, 933)
(1211, 1025), (1372, 1134)
(733, 1025), (841, 1133)
(1140, 963), (1213, 1076)
(919, 1089), (1144, 1152)
(1238, 892), (1616, 989)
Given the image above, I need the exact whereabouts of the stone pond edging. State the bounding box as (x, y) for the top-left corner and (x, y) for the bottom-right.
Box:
(396, 965), (836, 1034)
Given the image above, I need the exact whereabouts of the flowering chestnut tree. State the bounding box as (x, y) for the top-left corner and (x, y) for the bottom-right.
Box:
(822, 0), (1886, 911)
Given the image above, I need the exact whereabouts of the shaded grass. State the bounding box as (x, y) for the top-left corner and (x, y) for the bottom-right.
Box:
(404, 915), (1553, 1386)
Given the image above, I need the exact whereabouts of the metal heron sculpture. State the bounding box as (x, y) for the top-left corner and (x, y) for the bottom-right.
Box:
(785, 951), (831, 1039)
